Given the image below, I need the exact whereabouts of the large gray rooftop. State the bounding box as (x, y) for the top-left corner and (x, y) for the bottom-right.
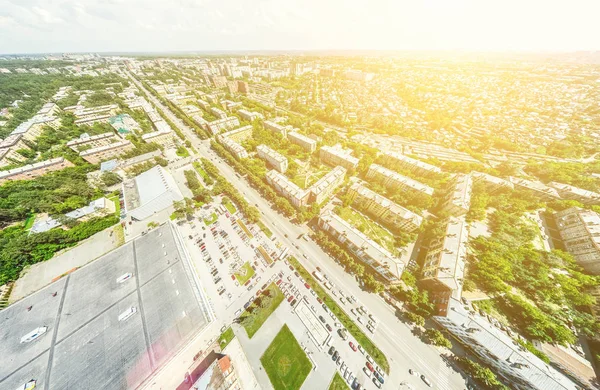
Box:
(0, 223), (211, 390)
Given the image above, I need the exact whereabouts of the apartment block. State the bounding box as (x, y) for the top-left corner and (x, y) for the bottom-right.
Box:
(218, 137), (248, 160)
(0, 157), (74, 184)
(548, 182), (600, 205)
(256, 144), (288, 173)
(347, 183), (422, 232)
(221, 125), (253, 143)
(0, 134), (30, 152)
(197, 99), (210, 110)
(263, 120), (288, 137)
(308, 166), (347, 204)
(74, 114), (111, 126)
(470, 171), (514, 193)
(318, 210), (401, 285)
(320, 145), (359, 170)
(440, 174), (472, 216)
(554, 207), (600, 274)
(366, 164), (434, 196)
(266, 170), (310, 207)
(73, 104), (118, 119)
(435, 299), (578, 390)
(207, 117), (240, 135)
(380, 151), (442, 177)
(80, 140), (135, 164)
(421, 216), (469, 316)
(67, 132), (117, 152)
(509, 177), (560, 201)
(237, 109), (264, 122)
(288, 131), (317, 152)
(0, 147), (27, 167)
(142, 129), (175, 148)
(211, 107), (227, 119)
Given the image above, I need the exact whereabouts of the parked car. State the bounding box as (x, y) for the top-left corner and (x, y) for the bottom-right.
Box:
(349, 341), (357, 352)
(366, 362), (374, 372)
(420, 375), (432, 387)
(319, 315), (326, 323)
(328, 346), (335, 355)
(304, 283), (310, 289)
(326, 324), (332, 332)
(372, 377), (382, 388)
(288, 295), (294, 303)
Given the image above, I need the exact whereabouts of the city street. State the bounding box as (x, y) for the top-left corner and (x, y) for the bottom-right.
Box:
(127, 72), (468, 390)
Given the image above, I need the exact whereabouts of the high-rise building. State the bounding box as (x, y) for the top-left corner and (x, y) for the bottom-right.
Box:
(209, 75), (228, 89)
(554, 207), (600, 274)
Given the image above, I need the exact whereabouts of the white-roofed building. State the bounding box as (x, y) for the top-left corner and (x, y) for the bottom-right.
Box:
(207, 117), (240, 135)
(440, 174), (472, 217)
(67, 132), (117, 152)
(366, 164), (434, 196)
(320, 145), (359, 170)
(548, 182), (600, 205)
(471, 171), (514, 193)
(30, 197), (116, 234)
(0, 157), (74, 184)
(421, 216), (469, 316)
(79, 140), (134, 164)
(347, 183), (422, 232)
(318, 210), (402, 285)
(263, 120), (288, 137)
(380, 151), (442, 177)
(256, 144), (288, 173)
(288, 131), (317, 152)
(509, 177), (560, 201)
(123, 165), (184, 221)
(554, 207), (600, 274)
(266, 170), (309, 208)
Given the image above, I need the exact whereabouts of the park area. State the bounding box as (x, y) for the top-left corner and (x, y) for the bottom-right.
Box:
(238, 283), (284, 338)
(260, 324), (312, 390)
(336, 206), (398, 255)
(234, 262), (255, 285)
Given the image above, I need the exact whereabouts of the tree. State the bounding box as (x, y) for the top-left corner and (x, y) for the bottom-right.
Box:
(101, 171), (122, 187)
(424, 329), (452, 348)
(405, 312), (425, 327)
(363, 274), (385, 293)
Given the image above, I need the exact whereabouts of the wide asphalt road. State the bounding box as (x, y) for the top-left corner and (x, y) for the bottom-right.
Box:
(127, 71), (467, 390)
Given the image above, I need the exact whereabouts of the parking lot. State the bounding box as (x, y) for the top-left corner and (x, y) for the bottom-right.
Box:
(177, 199), (388, 389)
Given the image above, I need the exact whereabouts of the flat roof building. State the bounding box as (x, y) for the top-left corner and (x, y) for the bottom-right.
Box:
(142, 129), (175, 149)
(266, 170), (309, 208)
(366, 164), (434, 196)
(308, 166), (346, 204)
(440, 174), (472, 217)
(435, 299), (578, 390)
(80, 140), (135, 164)
(0, 157), (74, 184)
(347, 183), (422, 232)
(288, 131), (317, 153)
(207, 117), (240, 136)
(210, 107), (227, 120)
(263, 120), (288, 138)
(548, 182), (600, 205)
(218, 137), (248, 160)
(30, 197), (116, 234)
(67, 132), (117, 152)
(380, 151), (442, 177)
(220, 125), (253, 143)
(554, 207), (600, 274)
(0, 147), (27, 167)
(320, 145), (359, 170)
(422, 216), (469, 316)
(237, 109), (264, 122)
(256, 144), (288, 173)
(509, 177), (561, 201)
(109, 114), (141, 138)
(318, 210), (402, 285)
(123, 165), (184, 221)
(471, 171), (514, 193)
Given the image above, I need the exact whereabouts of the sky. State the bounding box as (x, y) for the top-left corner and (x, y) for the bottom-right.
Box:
(0, 0), (599, 54)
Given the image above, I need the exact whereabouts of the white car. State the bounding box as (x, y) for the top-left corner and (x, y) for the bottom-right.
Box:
(363, 367), (372, 377)
(357, 317), (364, 324)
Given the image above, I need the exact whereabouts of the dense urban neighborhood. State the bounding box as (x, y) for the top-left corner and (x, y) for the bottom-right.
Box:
(1, 53), (600, 390)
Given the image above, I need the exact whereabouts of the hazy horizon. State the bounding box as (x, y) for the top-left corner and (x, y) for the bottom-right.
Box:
(1, 0), (599, 55)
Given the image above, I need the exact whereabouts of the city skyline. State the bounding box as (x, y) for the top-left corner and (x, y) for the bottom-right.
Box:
(1, 0), (600, 54)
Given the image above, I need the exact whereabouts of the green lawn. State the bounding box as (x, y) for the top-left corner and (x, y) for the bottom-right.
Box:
(193, 161), (211, 182)
(239, 283), (284, 338)
(234, 262), (255, 285)
(223, 197), (237, 214)
(328, 372), (350, 390)
(176, 146), (190, 157)
(109, 195), (121, 217)
(290, 165), (329, 189)
(337, 207), (398, 255)
(218, 327), (235, 349)
(23, 215), (35, 230)
(288, 256), (390, 373)
(261, 325), (312, 390)
(204, 212), (218, 226)
(257, 220), (273, 238)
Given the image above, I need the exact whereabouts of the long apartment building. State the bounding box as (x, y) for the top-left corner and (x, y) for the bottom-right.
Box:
(435, 299), (578, 390)
(256, 144), (288, 173)
(0, 157), (74, 184)
(73, 104), (118, 119)
(219, 137), (248, 160)
(266, 170), (309, 207)
(288, 131), (317, 152)
(440, 174), (472, 217)
(80, 140), (134, 164)
(548, 182), (600, 205)
(263, 120), (288, 137)
(380, 151), (442, 177)
(211, 107), (227, 119)
(266, 166), (346, 207)
(237, 109), (264, 122)
(207, 117), (240, 135)
(554, 207), (600, 274)
(421, 216), (469, 316)
(67, 132), (117, 152)
(347, 183), (422, 232)
(320, 145), (359, 170)
(318, 210), (402, 285)
(509, 177), (560, 201)
(366, 164), (434, 196)
(216, 125), (253, 160)
(470, 171), (514, 193)
(0, 146), (27, 167)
